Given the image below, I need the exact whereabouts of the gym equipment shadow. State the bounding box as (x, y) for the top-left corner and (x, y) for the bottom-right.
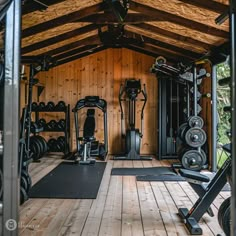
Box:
(29, 162), (106, 199)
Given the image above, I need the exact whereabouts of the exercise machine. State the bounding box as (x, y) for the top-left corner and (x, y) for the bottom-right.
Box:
(114, 79), (152, 160)
(72, 96), (108, 164)
(178, 143), (231, 235)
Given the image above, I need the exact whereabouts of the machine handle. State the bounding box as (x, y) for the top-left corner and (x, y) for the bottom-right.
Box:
(140, 84), (147, 136)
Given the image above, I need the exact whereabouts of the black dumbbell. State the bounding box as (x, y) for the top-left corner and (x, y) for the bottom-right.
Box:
(57, 119), (66, 130)
(46, 120), (57, 130)
(31, 102), (38, 110)
(38, 102), (46, 110)
(38, 118), (46, 129)
(56, 101), (66, 110)
(46, 101), (55, 111)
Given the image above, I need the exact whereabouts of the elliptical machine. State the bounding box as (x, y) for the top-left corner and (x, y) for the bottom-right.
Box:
(114, 79), (152, 160)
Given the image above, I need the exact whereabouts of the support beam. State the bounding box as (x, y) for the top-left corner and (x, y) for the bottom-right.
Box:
(178, 0), (228, 14)
(38, 35), (100, 57)
(22, 3), (105, 38)
(22, 0), (65, 15)
(22, 24), (97, 54)
(53, 45), (107, 67)
(129, 1), (228, 38)
(52, 44), (100, 61)
(126, 31), (202, 59)
(77, 12), (168, 23)
(127, 23), (212, 50)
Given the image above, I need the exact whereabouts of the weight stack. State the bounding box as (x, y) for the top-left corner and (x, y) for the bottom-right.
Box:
(177, 115), (207, 171)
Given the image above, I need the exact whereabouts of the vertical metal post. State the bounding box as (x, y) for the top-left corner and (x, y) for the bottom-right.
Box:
(211, 64), (217, 172)
(230, 1), (236, 235)
(158, 77), (162, 159)
(3, 0), (21, 235)
(193, 66), (198, 116)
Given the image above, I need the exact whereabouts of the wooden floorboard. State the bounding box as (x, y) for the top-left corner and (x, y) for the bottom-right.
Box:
(19, 157), (230, 236)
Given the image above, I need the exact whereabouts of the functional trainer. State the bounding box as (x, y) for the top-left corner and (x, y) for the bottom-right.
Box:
(114, 79), (152, 160)
(72, 96), (108, 164)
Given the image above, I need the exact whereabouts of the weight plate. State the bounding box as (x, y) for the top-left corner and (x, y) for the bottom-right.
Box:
(20, 187), (28, 205)
(185, 127), (206, 148)
(181, 149), (204, 171)
(36, 135), (48, 153)
(188, 116), (204, 128)
(30, 137), (41, 160)
(218, 197), (230, 234)
(21, 176), (28, 192)
(178, 123), (189, 142)
(221, 203), (231, 236)
(47, 138), (57, 152)
(21, 169), (32, 194)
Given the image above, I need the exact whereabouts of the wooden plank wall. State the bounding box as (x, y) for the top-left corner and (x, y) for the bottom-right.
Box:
(199, 62), (213, 167)
(35, 48), (157, 155)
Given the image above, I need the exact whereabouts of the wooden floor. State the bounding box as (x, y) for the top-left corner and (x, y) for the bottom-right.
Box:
(19, 155), (230, 236)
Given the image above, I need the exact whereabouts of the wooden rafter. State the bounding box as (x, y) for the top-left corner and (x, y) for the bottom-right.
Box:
(38, 35), (101, 57)
(53, 44), (100, 61)
(127, 23), (212, 51)
(52, 45), (107, 67)
(21, 24), (97, 54)
(77, 12), (167, 23)
(177, 0), (228, 14)
(22, 0), (65, 15)
(125, 31), (202, 59)
(22, 3), (106, 38)
(129, 1), (228, 38)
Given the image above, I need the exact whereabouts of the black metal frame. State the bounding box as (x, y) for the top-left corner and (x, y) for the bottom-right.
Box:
(230, 1), (236, 234)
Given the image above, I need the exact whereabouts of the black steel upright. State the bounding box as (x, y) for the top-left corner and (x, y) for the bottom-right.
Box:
(230, 0), (236, 235)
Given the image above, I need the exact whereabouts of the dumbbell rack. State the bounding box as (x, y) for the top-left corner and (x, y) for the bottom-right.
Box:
(31, 103), (71, 155)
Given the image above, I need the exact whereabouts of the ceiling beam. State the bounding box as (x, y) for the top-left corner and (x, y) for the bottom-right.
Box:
(53, 44), (100, 61)
(125, 44), (179, 63)
(22, 3), (106, 38)
(177, 0), (228, 14)
(131, 43), (189, 62)
(21, 24), (97, 54)
(126, 30), (202, 59)
(127, 23), (212, 50)
(38, 35), (101, 57)
(129, 1), (228, 38)
(52, 45), (107, 67)
(76, 12), (165, 23)
(22, 0), (65, 15)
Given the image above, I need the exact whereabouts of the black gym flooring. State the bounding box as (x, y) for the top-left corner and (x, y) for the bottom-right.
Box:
(29, 161), (106, 199)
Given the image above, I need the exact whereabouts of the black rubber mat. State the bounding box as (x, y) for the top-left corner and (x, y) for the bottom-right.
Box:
(111, 166), (177, 176)
(136, 174), (186, 181)
(29, 162), (106, 199)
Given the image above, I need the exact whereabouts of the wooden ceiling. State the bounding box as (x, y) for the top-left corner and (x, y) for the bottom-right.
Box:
(21, 0), (229, 66)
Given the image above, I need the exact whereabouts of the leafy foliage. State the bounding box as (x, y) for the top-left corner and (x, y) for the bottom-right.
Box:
(217, 62), (231, 144)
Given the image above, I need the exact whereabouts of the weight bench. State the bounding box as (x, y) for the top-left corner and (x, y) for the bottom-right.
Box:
(178, 143), (231, 235)
(75, 109), (96, 165)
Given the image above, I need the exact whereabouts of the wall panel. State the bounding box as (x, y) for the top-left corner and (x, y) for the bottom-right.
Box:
(36, 48), (157, 155)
